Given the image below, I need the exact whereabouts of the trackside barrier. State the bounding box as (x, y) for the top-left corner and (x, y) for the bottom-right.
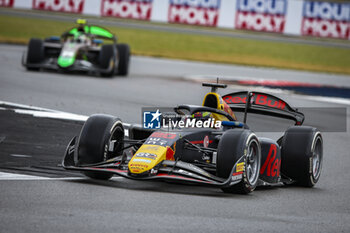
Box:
(1, 0), (349, 40)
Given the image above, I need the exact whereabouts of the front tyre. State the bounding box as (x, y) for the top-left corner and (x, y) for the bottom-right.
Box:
(217, 129), (261, 194)
(26, 38), (45, 71)
(281, 126), (323, 187)
(76, 114), (124, 180)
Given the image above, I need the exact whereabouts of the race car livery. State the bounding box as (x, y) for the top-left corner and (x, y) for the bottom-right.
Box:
(62, 82), (323, 194)
(22, 19), (130, 77)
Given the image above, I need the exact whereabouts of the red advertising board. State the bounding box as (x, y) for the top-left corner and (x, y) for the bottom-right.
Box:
(168, 0), (220, 27)
(301, 1), (350, 39)
(32, 0), (85, 13)
(0, 0), (14, 7)
(101, 0), (153, 20)
(235, 0), (287, 33)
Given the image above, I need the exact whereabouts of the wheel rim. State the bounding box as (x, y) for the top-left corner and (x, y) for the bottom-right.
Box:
(106, 123), (124, 160)
(312, 136), (322, 179)
(246, 139), (260, 184)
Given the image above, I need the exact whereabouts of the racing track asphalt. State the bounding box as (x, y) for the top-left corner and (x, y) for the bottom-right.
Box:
(0, 44), (350, 233)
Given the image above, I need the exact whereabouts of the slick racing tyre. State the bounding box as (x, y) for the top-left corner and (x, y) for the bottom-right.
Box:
(116, 43), (130, 76)
(281, 126), (323, 187)
(26, 38), (44, 71)
(76, 114), (124, 180)
(99, 44), (116, 77)
(217, 129), (261, 194)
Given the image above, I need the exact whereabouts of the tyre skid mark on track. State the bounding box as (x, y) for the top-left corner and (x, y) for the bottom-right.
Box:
(0, 136), (5, 144)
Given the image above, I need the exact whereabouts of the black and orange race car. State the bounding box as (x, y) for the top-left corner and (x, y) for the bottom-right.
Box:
(62, 82), (323, 194)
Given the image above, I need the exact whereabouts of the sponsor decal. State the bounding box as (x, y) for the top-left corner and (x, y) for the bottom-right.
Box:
(145, 137), (168, 146)
(141, 145), (162, 152)
(223, 93), (286, 110)
(190, 140), (213, 145)
(301, 1), (350, 39)
(0, 0), (14, 7)
(231, 173), (243, 181)
(32, 0), (85, 13)
(151, 132), (177, 139)
(235, 0), (287, 33)
(260, 144), (281, 177)
(236, 162), (245, 172)
(129, 167), (141, 172)
(132, 158), (152, 163)
(135, 152), (157, 160)
(129, 163), (148, 168)
(168, 0), (221, 27)
(254, 94), (286, 109)
(101, 0), (153, 20)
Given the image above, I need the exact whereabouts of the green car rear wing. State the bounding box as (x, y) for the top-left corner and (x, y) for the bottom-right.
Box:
(63, 25), (116, 42)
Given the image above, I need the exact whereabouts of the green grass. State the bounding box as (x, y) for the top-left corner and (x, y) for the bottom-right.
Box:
(0, 14), (350, 75)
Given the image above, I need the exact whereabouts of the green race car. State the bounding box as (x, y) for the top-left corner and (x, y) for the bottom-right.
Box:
(22, 19), (130, 77)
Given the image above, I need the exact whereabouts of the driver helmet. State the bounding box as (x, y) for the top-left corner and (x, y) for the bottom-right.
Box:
(76, 19), (87, 33)
(202, 92), (237, 121)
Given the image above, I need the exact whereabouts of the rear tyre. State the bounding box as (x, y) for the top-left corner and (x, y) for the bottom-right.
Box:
(76, 114), (124, 180)
(99, 44), (116, 77)
(26, 38), (44, 71)
(281, 126), (323, 187)
(217, 129), (261, 194)
(116, 43), (130, 76)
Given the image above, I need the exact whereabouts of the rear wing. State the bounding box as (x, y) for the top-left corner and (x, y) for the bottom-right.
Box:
(63, 25), (116, 42)
(222, 91), (304, 125)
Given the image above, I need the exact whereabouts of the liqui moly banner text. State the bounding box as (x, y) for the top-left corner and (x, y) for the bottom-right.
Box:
(301, 1), (350, 39)
(32, 0), (85, 13)
(235, 0), (287, 33)
(3, 0), (350, 40)
(168, 0), (221, 27)
(101, 0), (153, 20)
(0, 0), (14, 7)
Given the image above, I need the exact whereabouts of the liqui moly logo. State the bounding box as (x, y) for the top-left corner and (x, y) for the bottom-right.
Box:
(168, 0), (221, 27)
(33, 0), (85, 13)
(301, 1), (350, 39)
(101, 0), (153, 21)
(0, 0), (14, 7)
(235, 0), (287, 33)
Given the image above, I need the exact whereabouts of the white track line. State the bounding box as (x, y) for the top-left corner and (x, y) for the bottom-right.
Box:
(14, 108), (88, 122)
(0, 172), (123, 181)
(0, 100), (88, 121)
(10, 154), (32, 158)
(0, 101), (60, 112)
(0, 100), (132, 128)
(0, 171), (77, 180)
